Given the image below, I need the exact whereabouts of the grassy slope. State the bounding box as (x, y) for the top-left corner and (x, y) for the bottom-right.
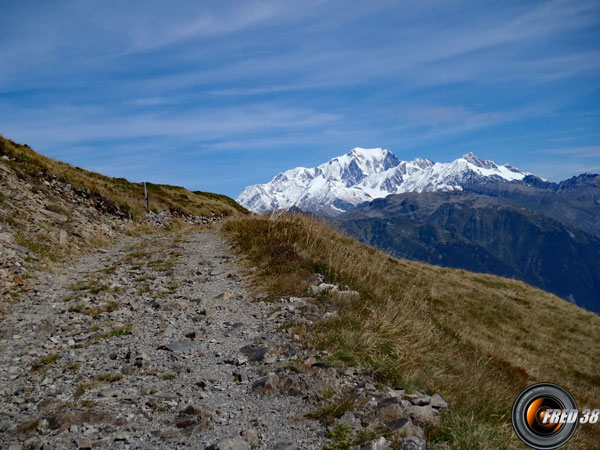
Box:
(0, 136), (247, 269)
(0, 136), (247, 220)
(223, 215), (600, 450)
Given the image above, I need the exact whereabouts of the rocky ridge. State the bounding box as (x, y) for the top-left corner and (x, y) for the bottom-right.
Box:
(0, 228), (448, 449)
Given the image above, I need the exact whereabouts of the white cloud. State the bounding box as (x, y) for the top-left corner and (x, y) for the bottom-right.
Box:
(535, 146), (600, 158)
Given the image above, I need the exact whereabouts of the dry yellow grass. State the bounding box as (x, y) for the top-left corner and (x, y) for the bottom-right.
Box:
(0, 136), (247, 219)
(223, 214), (600, 449)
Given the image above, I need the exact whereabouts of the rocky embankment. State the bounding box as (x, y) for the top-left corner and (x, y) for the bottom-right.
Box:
(0, 156), (131, 309)
(0, 153), (226, 314)
(0, 227), (448, 449)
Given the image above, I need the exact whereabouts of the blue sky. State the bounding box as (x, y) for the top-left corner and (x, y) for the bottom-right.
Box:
(1, 0), (599, 198)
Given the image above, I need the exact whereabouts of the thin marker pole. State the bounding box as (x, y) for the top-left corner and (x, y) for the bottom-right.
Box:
(144, 182), (149, 210)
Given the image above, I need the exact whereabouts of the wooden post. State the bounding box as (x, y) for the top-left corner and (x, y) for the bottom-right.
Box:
(144, 182), (149, 210)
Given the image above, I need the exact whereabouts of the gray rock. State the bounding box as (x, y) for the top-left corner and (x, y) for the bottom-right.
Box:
(176, 417), (199, 429)
(273, 443), (298, 450)
(208, 438), (251, 450)
(75, 438), (92, 449)
(385, 417), (409, 431)
(377, 402), (405, 422)
(339, 411), (362, 429)
(14, 244), (28, 255)
(114, 433), (129, 443)
(361, 436), (392, 450)
(430, 393), (448, 409)
(388, 419), (424, 440)
(251, 374), (279, 395)
(240, 428), (260, 446)
(24, 439), (43, 450)
(408, 404), (440, 425)
(239, 344), (269, 362)
(157, 341), (197, 352)
(408, 393), (431, 406)
(399, 437), (427, 450)
(288, 297), (308, 309)
(308, 283), (337, 295)
(0, 232), (14, 243)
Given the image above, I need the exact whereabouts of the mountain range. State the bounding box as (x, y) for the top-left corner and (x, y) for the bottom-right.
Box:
(237, 148), (531, 215)
(238, 148), (600, 313)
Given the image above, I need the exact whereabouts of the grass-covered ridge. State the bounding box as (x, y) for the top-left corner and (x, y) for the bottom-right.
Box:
(0, 135), (248, 220)
(223, 215), (600, 449)
(0, 135), (247, 275)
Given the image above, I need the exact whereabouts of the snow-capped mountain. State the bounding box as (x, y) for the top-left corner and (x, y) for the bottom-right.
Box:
(237, 148), (532, 215)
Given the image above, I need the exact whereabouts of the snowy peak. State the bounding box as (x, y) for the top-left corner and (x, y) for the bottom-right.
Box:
(461, 152), (494, 169)
(237, 148), (531, 215)
(411, 157), (434, 169)
(345, 147), (400, 171)
(321, 147), (399, 187)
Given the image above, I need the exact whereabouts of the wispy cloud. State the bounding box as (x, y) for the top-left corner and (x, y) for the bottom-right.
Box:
(122, 1), (287, 53)
(207, 83), (328, 96)
(1, 103), (340, 148)
(1, 0), (599, 195)
(535, 146), (600, 158)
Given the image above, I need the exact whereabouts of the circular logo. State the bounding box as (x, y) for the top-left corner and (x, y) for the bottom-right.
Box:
(512, 383), (578, 449)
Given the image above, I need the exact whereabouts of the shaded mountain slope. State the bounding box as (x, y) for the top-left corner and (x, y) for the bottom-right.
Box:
(463, 173), (600, 237)
(333, 191), (600, 313)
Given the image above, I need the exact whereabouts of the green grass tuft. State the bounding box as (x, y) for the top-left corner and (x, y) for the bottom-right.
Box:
(306, 396), (355, 426)
(31, 353), (61, 371)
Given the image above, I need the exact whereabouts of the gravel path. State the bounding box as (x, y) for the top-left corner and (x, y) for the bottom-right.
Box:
(0, 229), (326, 449)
